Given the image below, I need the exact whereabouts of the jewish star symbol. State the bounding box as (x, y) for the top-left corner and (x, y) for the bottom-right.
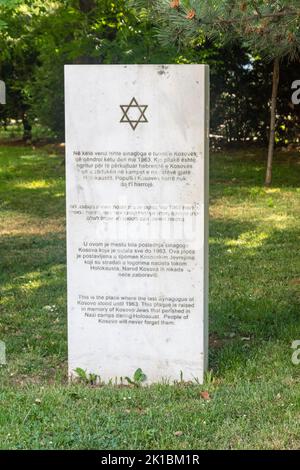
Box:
(120, 97), (148, 130)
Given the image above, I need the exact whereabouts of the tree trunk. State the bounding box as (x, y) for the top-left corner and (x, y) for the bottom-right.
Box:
(22, 114), (32, 142)
(79, 0), (96, 13)
(265, 57), (280, 186)
(74, 0), (97, 64)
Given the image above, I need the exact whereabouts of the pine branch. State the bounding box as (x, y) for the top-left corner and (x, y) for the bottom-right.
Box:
(148, 0), (300, 60)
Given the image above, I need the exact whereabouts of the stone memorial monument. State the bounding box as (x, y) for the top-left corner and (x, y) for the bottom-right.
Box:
(65, 64), (209, 383)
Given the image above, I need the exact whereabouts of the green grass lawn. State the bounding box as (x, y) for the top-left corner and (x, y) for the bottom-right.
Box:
(0, 144), (299, 450)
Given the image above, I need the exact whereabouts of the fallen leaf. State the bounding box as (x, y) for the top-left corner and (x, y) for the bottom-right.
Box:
(136, 406), (145, 414)
(200, 391), (211, 400)
(289, 278), (300, 285)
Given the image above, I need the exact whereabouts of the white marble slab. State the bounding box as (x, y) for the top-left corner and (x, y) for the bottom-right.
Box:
(65, 64), (209, 384)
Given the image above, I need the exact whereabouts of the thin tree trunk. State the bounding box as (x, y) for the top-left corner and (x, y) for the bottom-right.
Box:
(74, 0), (97, 64)
(79, 0), (96, 14)
(265, 57), (280, 185)
(22, 113), (32, 142)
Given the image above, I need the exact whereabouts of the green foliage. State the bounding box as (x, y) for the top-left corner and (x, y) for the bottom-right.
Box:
(26, 0), (176, 138)
(74, 367), (99, 385)
(125, 368), (147, 387)
(0, 1), (40, 138)
(0, 1), (173, 138)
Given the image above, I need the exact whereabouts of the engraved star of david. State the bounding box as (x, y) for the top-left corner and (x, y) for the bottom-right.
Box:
(120, 97), (148, 131)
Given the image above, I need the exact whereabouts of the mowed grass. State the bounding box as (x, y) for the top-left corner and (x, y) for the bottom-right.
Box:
(0, 145), (300, 450)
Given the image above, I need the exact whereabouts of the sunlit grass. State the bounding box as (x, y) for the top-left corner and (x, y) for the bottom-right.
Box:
(225, 231), (269, 248)
(14, 180), (53, 190)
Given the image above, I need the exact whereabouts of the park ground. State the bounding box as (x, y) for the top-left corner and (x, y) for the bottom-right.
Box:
(0, 143), (299, 449)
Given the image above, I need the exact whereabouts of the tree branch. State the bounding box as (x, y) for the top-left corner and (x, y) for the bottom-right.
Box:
(177, 5), (298, 27)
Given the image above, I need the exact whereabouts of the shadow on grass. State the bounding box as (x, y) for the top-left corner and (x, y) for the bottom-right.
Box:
(210, 149), (300, 189)
(209, 215), (300, 377)
(0, 230), (67, 378)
